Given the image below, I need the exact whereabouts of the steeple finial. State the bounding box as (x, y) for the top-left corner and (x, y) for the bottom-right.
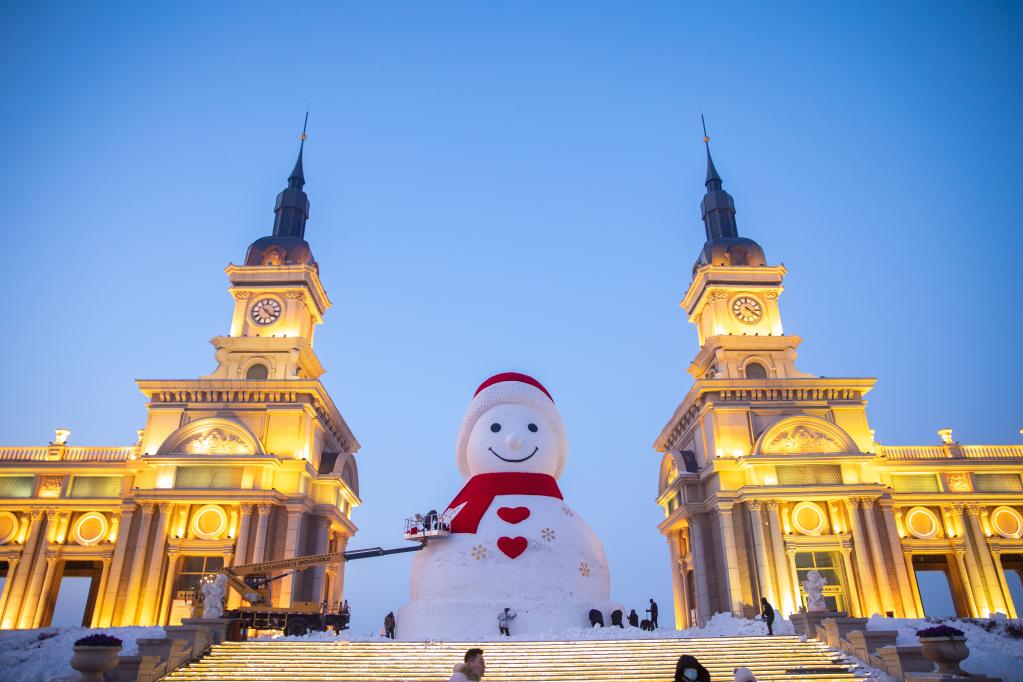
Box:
(698, 115), (738, 241)
(272, 113), (311, 239)
(701, 114), (722, 189)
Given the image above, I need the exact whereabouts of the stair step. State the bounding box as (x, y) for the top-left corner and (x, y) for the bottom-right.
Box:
(163, 636), (871, 682)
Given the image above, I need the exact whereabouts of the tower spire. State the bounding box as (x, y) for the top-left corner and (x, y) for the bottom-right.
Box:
(698, 115), (738, 241)
(272, 112), (311, 239)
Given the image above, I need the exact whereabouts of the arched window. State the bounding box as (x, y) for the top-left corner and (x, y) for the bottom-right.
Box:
(745, 362), (768, 379)
(245, 363), (269, 380)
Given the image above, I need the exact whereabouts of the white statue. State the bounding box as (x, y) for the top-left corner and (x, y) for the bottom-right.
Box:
(201, 574), (228, 618)
(802, 569), (828, 612)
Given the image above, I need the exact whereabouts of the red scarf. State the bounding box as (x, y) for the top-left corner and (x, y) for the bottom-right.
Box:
(445, 472), (563, 534)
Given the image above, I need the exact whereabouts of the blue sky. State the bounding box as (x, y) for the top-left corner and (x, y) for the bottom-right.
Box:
(2, 2), (1021, 632)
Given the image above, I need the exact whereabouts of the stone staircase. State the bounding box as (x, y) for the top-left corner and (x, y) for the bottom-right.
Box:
(161, 635), (870, 681)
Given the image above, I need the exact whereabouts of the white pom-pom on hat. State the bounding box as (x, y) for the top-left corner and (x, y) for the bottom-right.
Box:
(456, 372), (567, 479)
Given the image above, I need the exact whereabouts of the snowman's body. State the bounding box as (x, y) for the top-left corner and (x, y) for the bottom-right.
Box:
(397, 373), (621, 640)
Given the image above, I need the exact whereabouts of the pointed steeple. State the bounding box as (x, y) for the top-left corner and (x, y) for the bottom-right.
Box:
(699, 116), (738, 241)
(272, 112), (311, 239)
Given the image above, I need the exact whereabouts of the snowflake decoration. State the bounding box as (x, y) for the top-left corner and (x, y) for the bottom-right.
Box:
(561, 506), (574, 517)
(579, 562), (590, 577)
(471, 544), (488, 560)
(541, 527), (556, 542)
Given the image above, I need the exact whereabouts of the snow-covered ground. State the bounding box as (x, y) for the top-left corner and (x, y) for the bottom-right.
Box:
(0, 626), (163, 682)
(867, 615), (1023, 682)
(257, 611), (796, 642)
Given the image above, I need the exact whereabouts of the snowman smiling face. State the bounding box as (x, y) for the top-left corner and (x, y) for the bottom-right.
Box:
(466, 403), (558, 476)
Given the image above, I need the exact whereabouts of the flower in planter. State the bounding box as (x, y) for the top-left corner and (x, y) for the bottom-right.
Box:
(74, 634), (123, 647)
(916, 624), (965, 638)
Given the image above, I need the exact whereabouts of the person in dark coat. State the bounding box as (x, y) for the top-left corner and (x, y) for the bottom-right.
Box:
(384, 611), (396, 639)
(610, 609), (624, 628)
(674, 654), (711, 682)
(588, 609), (604, 627)
(760, 597), (775, 636)
(628, 609), (639, 627)
(647, 598), (659, 629)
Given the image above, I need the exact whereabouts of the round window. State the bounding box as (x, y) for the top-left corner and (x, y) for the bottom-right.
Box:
(190, 504), (228, 540)
(991, 506), (1023, 539)
(72, 512), (109, 546)
(905, 506), (941, 539)
(791, 501), (828, 536)
(0, 511), (19, 545)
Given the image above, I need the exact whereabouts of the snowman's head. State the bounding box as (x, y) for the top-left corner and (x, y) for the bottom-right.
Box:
(456, 372), (567, 479)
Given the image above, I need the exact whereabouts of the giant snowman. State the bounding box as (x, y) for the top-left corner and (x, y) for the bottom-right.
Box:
(398, 372), (618, 640)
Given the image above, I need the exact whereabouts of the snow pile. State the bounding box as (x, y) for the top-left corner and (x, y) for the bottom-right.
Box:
(0, 626), (164, 682)
(259, 611), (794, 642)
(867, 615), (1023, 681)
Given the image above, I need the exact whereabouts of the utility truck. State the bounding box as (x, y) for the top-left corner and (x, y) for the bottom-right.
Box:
(214, 511), (451, 636)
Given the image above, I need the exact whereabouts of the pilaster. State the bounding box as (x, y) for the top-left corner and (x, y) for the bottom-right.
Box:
(845, 498), (880, 615)
(765, 501), (794, 614)
(0, 557), (21, 620)
(251, 504), (272, 565)
(1, 510), (43, 628)
(989, 548), (1018, 619)
(18, 509), (58, 628)
(950, 504), (988, 616)
(667, 531), (686, 628)
(686, 513), (712, 624)
(139, 503), (172, 625)
(747, 501), (775, 606)
(31, 555), (59, 627)
(880, 502), (916, 617)
(98, 508), (134, 627)
(90, 557), (113, 627)
(121, 503), (156, 625)
(966, 504), (1008, 615)
(859, 497), (895, 616)
(716, 505), (744, 615)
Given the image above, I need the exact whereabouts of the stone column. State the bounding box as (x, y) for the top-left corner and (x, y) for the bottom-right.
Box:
(18, 510), (58, 628)
(950, 505), (988, 616)
(860, 498), (896, 616)
(97, 508), (134, 627)
(785, 547), (801, 612)
(880, 502), (916, 617)
(331, 535), (348, 608)
(845, 499), (880, 615)
(678, 556), (692, 629)
(990, 549), (1018, 619)
(966, 504), (1008, 615)
(89, 557), (113, 627)
(120, 503), (155, 626)
(747, 501), (776, 606)
(0, 557), (21, 621)
(687, 513), (712, 624)
(276, 509), (304, 607)
(953, 547), (980, 617)
(902, 549), (925, 617)
(250, 504), (272, 565)
(139, 503), (172, 625)
(3, 511), (45, 627)
(765, 501), (795, 614)
(716, 506), (744, 616)
(667, 531), (686, 628)
(309, 517), (329, 605)
(31, 556), (59, 627)
(839, 547), (862, 617)
(232, 505), (254, 567)
(157, 549), (181, 625)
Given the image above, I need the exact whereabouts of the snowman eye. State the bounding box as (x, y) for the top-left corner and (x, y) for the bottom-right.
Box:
(490, 423), (502, 433)
(528, 423), (538, 433)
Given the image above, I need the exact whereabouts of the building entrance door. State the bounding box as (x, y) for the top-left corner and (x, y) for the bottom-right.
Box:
(794, 551), (846, 611)
(50, 560), (104, 627)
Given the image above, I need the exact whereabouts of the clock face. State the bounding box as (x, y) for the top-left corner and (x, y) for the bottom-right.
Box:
(250, 298), (282, 326)
(731, 296), (763, 324)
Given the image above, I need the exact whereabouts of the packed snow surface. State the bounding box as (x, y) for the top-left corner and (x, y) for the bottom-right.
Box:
(0, 626), (163, 682)
(867, 614), (1023, 681)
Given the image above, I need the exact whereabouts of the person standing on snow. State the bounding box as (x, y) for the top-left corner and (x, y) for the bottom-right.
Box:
(760, 597), (775, 636)
(647, 598), (659, 629)
(383, 611), (396, 639)
(628, 609), (639, 627)
(497, 607), (516, 636)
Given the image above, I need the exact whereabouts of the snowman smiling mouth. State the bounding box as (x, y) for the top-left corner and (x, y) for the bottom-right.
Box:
(488, 446), (539, 463)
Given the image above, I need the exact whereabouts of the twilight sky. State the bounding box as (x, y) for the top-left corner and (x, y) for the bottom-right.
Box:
(2, 2), (1021, 632)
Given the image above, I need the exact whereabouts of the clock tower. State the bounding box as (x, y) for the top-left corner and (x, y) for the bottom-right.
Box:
(204, 126), (330, 382)
(680, 137), (813, 382)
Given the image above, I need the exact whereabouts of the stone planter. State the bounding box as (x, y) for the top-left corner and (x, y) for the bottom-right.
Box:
(918, 635), (969, 675)
(70, 644), (122, 682)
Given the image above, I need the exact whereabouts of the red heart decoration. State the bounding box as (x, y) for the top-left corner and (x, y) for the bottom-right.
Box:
(497, 507), (530, 524)
(497, 536), (528, 559)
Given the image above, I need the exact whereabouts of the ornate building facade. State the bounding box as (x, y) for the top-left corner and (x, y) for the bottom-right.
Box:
(0, 135), (361, 629)
(656, 138), (1023, 628)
